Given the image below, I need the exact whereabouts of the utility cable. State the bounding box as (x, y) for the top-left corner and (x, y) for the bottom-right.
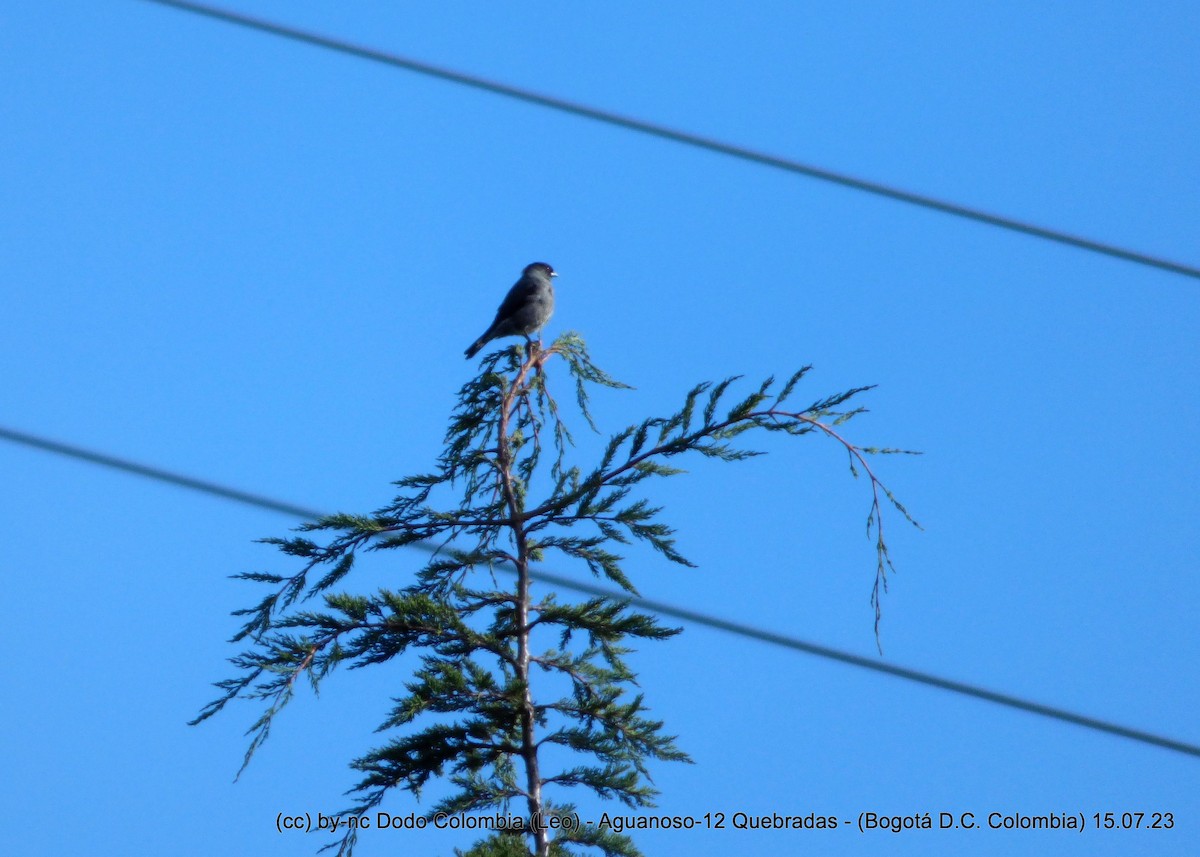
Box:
(4, 422), (1198, 759)
(0, 425), (321, 520)
(135, 0), (1200, 282)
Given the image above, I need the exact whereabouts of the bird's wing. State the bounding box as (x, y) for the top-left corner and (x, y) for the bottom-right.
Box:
(491, 278), (535, 322)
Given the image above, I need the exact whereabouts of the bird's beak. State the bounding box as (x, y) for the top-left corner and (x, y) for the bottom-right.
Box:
(551, 271), (559, 277)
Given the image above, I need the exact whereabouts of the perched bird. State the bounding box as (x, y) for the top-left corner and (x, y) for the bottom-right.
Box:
(464, 262), (558, 359)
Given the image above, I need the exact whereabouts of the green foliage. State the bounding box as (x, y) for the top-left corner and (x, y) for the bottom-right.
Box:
(195, 333), (916, 857)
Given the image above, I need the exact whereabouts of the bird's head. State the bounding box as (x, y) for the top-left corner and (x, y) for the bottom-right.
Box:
(525, 262), (557, 279)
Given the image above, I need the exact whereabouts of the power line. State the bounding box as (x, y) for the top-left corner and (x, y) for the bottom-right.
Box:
(4, 422), (1198, 759)
(135, 0), (1200, 282)
(0, 426), (321, 520)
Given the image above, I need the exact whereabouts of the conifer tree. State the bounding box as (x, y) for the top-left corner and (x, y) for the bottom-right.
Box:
(193, 333), (916, 857)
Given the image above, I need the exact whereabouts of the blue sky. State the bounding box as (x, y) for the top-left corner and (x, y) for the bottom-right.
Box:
(2, 1), (1197, 854)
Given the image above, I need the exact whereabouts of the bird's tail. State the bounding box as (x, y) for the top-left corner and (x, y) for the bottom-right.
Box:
(464, 335), (489, 359)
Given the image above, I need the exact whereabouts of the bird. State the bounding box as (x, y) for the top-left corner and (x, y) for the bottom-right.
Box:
(464, 262), (558, 359)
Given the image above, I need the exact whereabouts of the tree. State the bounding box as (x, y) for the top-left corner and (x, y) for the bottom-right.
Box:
(193, 333), (916, 856)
